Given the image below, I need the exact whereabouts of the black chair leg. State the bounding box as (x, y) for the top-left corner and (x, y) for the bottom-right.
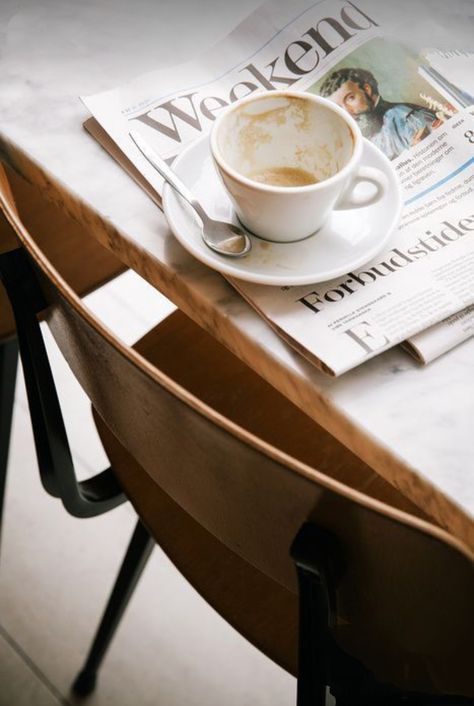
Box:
(0, 338), (18, 557)
(291, 525), (472, 706)
(72, 518), (154, 697)
(291, 524), (341, 706)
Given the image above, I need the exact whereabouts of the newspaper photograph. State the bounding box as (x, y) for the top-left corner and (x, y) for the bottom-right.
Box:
(310, 37), (458, 161)
(82, 0), (474, 376)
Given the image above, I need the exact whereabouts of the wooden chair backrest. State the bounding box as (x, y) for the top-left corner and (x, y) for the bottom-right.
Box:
(1, 165), (472, 696)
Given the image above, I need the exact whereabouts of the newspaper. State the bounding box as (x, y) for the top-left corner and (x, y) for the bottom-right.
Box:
(82, 0), (474, 376)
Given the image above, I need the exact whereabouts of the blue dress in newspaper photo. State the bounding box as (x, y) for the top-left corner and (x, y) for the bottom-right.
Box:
(310, 39), (457, 161)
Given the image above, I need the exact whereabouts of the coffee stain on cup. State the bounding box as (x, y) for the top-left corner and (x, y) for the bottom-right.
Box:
(248, 165), (318, 187)
(235, 95), (316, 165)
(236, 120), (272, 166)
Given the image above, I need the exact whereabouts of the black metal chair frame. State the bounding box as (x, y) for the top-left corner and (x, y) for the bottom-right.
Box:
(291, 526), (473, 706)
(0, 336), (18, 554)
(0, 246), (472, 706)
(0, 248), (124, 516)
(0, 246), (154, 691)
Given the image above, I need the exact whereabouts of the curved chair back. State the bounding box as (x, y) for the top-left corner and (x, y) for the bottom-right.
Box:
(1, 164), (472, 699)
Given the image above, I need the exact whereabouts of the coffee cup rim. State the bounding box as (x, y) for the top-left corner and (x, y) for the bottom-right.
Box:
(210, 90), (362, 194)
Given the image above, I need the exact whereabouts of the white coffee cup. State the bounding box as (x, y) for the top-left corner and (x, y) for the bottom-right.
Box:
(210, 90), (387, 243)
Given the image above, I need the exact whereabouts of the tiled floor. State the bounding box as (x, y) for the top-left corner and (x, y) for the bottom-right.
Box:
(0, 270), (295, 705)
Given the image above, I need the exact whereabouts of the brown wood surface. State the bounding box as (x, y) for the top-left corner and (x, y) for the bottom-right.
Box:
(93, 313), (474, 696)
(3, 144), (473, 553)
(1, 163), (473, 697)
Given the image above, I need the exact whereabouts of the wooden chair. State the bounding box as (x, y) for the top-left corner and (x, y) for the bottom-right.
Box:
(0, 165), (472, 705)
(0, 165), (126, 549)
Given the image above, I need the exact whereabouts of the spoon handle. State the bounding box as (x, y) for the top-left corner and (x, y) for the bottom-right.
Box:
(129, 130), (208, 222)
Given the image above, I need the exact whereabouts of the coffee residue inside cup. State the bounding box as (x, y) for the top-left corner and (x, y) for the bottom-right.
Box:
(248, 166), (318, 187)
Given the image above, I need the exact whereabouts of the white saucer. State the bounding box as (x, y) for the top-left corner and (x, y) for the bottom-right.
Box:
(163, 135), (402, 286)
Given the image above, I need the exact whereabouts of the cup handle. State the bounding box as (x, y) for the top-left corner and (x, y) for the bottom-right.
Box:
(335, 166), (387, 210)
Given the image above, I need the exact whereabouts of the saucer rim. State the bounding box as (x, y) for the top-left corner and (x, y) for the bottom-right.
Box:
(163, 135), (403, 286)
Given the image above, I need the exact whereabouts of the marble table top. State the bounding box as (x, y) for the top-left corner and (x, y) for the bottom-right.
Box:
(1, 0), (473, 550)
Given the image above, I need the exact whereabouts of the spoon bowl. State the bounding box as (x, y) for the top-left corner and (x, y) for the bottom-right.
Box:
(130, 130), (251, 258)
(194, 216), (252, 257)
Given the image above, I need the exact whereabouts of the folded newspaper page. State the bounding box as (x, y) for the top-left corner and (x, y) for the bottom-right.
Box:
(82, 0), (474, 376)
(404, 304), (474, 364)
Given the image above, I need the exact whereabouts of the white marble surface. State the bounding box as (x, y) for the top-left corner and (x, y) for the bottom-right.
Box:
(0, 0), (473, 545)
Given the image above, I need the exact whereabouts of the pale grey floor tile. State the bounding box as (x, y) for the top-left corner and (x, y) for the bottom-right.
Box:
(92, 269), (176, 332)
(1, 403), (295, 706)
(0, 628), (61, 706)
(0, 402), (136, 694)
(72, 548), (295, 706)
(81, 286), (151, 347)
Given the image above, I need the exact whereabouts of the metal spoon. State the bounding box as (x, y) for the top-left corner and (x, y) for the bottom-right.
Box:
(129, 130), (252, 258)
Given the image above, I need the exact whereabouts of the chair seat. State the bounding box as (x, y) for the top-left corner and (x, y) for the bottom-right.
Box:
(92, 309), (432, 676)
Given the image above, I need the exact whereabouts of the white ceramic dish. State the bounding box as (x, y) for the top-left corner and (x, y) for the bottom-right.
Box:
(162, 134), (403, 286)
(210, 91), (388, 242)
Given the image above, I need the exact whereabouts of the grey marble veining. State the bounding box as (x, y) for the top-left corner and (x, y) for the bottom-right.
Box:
(0, 0), (473, 544)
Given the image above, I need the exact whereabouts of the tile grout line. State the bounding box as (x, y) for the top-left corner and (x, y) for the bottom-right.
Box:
(0, 622), (72, 705)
